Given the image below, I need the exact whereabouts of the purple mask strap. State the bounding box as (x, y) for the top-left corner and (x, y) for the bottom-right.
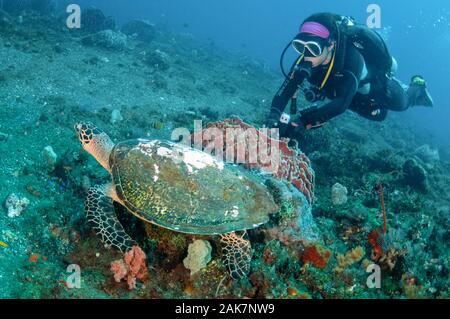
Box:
(300, 22), (330, 39)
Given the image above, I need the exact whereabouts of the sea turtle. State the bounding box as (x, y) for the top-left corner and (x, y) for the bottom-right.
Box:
(74, 122), (280, 278)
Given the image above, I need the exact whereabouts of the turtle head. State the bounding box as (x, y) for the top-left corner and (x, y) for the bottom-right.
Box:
(74, 122), (114, 172)
(74, 122), (103, 147)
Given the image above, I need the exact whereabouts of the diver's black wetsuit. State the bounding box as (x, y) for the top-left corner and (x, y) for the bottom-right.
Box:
(270, 44), (408, 127)
(349, 76), (408, 121)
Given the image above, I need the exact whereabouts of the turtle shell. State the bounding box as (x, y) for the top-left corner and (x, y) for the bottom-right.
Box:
(110, 139), (278, 235)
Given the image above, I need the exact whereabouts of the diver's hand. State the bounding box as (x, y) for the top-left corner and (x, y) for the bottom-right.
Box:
(264, 108), (282, 128)
(284, 115), (307, 139)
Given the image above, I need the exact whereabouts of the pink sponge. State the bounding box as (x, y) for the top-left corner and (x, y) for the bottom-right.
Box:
(111, 245), (148, 290)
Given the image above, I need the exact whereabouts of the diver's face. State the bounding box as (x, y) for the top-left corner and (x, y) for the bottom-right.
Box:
(305, 43), (334, 67)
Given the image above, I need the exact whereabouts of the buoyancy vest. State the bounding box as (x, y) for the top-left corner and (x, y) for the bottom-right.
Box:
(340, 20), (393, 86)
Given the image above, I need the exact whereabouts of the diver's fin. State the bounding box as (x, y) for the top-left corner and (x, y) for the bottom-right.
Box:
(407, 75), (434, 107)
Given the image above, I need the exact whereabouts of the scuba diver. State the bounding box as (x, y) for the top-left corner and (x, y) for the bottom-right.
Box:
(265, 13), (434, 138)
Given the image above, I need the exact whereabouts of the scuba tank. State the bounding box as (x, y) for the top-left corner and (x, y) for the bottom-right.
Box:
(342, 21), (393, 90)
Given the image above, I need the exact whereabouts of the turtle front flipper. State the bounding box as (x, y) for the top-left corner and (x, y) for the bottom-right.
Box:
(85, 184), (137, 252)
(220, 232), (252, 280)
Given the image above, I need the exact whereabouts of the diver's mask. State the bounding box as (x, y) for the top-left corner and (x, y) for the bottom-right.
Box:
(292, 39), (324, 57)
(280, 34), (324, 77)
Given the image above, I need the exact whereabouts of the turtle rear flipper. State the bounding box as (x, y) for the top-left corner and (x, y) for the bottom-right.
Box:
(85, 184), (137, 252)
(220, 232), (252, 280)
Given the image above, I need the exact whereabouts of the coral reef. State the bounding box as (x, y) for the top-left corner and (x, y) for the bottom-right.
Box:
(263, 180), (320, 244)
(82, 30), (128, 51)
(378, 247), (406, 272)
(415, 144), (440, 166)
(80, 7), (115, 33)
(402, 158), (428, 192)
(141, 50), (170, 71)
(121, 20), (156, 43)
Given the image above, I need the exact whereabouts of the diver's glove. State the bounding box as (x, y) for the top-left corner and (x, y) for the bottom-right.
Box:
(284, 115), (307, 139)
(285, 113), (325, 140)
(264, 108), (282, 128)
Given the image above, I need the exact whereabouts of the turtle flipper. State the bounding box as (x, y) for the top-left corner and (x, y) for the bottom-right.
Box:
(220, 232), (252, 280)
(85, 184), (137, 252)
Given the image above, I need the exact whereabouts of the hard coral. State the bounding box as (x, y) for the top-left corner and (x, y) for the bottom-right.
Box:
(110, 246), (148, 290)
